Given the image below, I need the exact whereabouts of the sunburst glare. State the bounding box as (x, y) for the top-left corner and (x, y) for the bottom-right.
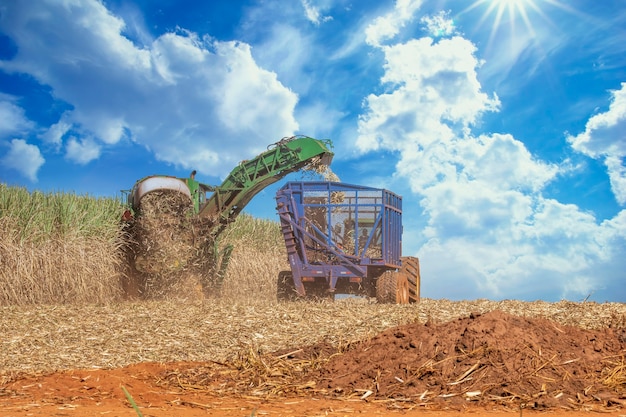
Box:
(459, 0), (579, 50)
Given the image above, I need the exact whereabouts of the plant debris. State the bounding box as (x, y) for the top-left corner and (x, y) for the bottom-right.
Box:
(157, 309), (626, 411)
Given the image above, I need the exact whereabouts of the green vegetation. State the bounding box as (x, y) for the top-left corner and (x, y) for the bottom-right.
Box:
(221, 213), (283, 250)
(0, 184), (127, 305)
(0, 183), (123, 243)
(121, 386), (144, 417)
(0, 184), (286, 305)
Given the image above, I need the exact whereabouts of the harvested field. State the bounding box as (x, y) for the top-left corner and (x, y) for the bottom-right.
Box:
(1, 299), (625, 415)
(2, 298), (625, 372)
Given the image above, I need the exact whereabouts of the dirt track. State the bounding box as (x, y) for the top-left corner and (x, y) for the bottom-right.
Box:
(2, 307), (625, 416)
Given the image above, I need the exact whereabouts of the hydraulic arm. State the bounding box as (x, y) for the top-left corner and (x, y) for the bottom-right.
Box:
(127, 135), (334, 235)
(197, 136), (333, 235)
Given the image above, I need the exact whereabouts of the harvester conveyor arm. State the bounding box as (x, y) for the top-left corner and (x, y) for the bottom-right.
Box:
(199, 136), (333, 236)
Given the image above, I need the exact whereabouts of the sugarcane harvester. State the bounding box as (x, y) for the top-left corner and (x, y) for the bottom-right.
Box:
(275, 181), (420, 304)
(123, 136), (334, 297)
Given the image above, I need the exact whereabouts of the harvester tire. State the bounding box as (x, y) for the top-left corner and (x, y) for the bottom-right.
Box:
(277, 271), (298, 301)
(400, 256), (421, 303)
(376, 271), (409, 304)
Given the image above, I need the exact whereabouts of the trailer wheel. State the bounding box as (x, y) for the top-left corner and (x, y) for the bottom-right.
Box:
(376, 271), (409, 304)
(277, 271), (298, 301)
(400, 256), (421, 303)
(306, 282), (334, 301)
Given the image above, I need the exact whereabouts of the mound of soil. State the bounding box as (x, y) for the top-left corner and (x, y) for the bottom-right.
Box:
(308, 310), (626, 410)
(151, 309), (625, 411)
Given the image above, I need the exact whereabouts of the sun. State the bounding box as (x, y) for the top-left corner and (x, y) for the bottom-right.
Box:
(455, 0), (577, 54)
(462, 0), (543, 40)
(487, 0), (540, 34)
(460, 0), (579, 37)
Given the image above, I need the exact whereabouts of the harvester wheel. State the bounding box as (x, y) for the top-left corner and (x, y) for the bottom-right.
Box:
(400, 256), (421, 303)
(277, 271), (298, 301)
(376, 271), (409, 304)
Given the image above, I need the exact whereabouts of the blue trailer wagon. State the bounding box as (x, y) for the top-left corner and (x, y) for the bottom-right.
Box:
(275, 181), (420, 303)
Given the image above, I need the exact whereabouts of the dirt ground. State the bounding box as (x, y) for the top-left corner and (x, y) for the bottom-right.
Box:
(2, 310), (625, 417)
(1, 364), (624, 417)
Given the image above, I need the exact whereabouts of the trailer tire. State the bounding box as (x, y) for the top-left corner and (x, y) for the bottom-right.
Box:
(277, 271), (298, 301)
(306, 282), (334, 301)
(400, 256), (421, 303)
(376, 271), (409, 304)
(375, 271), (393, 303)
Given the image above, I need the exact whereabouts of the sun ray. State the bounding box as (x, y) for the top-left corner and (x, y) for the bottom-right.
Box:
(514, 1), (535, 37)
(487, 2), (506, 48)
(453, 0), (591, 58)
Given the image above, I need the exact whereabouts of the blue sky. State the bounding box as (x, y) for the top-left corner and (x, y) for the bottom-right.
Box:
(1, 0), (625, 302)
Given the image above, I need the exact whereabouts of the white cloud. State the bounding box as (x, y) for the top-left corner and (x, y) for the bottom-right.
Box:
(567, 83), (626, 157)
(460, 134), (558, 192)
(40, 117), (71, 147)
(604, 155), (626, 204)
(567, 83), (626, 204)
(421, 10), (457, 38)
(212, 41), (298, 135)
(65, 136), (101, 165)
(301, 0), (332, 25)
(1, 139), (45, 182)
(0, 96), (33, 138)
(356, 7), (626, 301)
(357, 36), (499, 155)
(365, 0), (425, 46)
(418, 197), (625, 301)
(0, 97), (44, 182)
(0, 0), (299, 177)
(250, 22), (317, 96)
